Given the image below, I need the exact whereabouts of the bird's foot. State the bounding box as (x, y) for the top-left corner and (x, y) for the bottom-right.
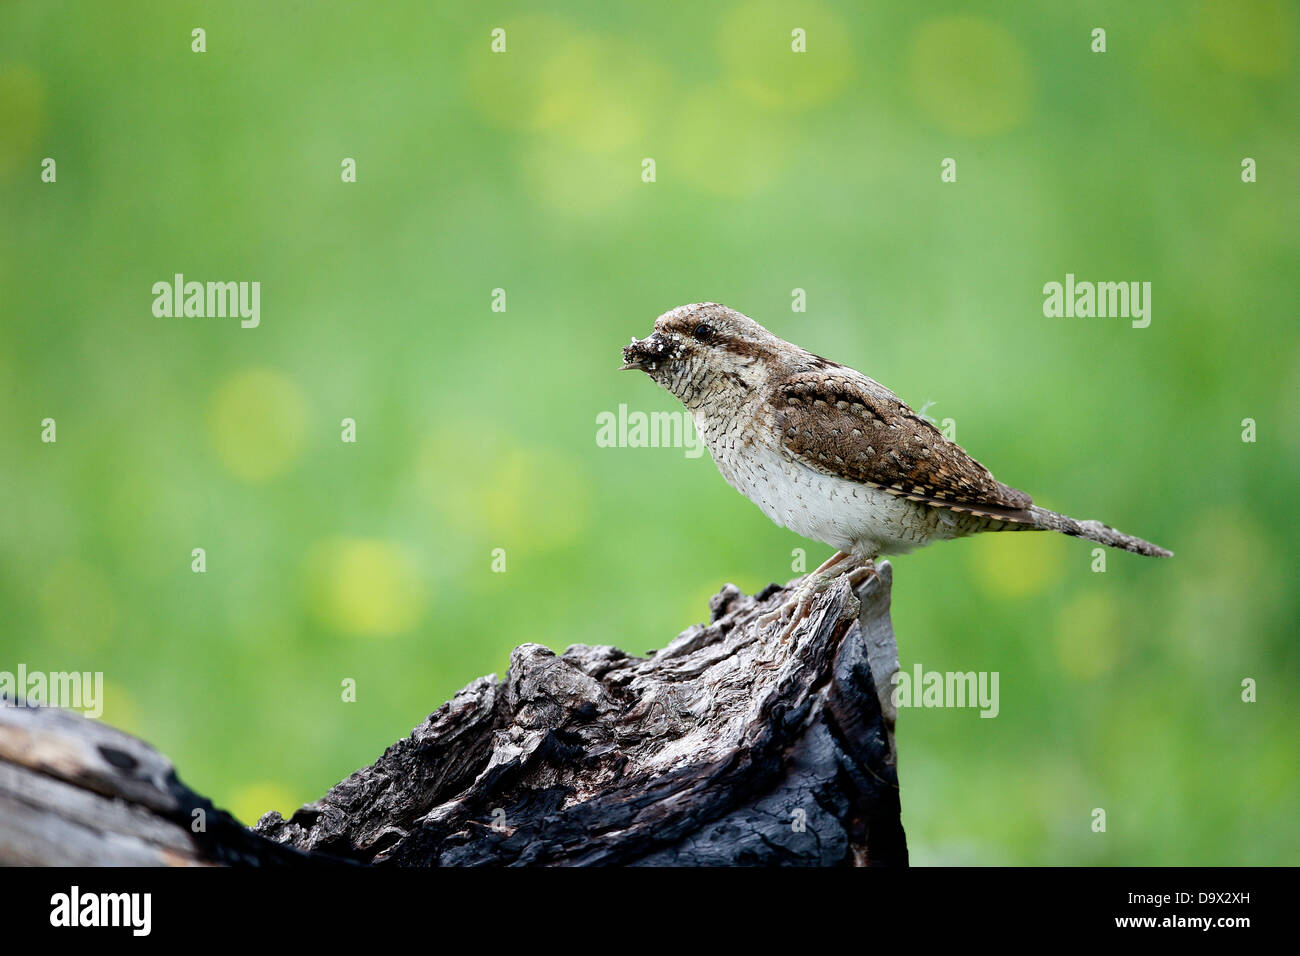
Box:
(842, 559), (877, 591)
(810, 549), (854, 577)
(755, 552), (877, 640)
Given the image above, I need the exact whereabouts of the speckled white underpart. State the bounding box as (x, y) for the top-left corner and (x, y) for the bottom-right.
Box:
(692, 407), (981, 558)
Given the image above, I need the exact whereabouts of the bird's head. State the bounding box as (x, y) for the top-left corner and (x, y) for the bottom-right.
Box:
(621, 303), (781, 406)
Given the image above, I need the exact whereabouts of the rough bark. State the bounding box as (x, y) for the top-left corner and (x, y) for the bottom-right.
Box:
(1, 562), (905, 866)
(0, 702), (316, 866)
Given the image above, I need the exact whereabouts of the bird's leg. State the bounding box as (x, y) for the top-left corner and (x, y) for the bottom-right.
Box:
(769, 556), (880, 643)
(754, 551), (848, 628)
(755, 551), (867, 634)
(810, 549), (853, 577)
(805, 550), (871, 592)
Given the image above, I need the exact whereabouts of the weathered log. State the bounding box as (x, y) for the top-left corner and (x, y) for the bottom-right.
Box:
(0, 702), (318, 866)
(1, 562), (905, 866)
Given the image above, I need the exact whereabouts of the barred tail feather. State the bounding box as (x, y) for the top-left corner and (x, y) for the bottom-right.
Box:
(1029, 506), (1172, 558)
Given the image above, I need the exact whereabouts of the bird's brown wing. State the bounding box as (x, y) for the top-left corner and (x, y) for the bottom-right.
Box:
(771, 366), (1037, 522)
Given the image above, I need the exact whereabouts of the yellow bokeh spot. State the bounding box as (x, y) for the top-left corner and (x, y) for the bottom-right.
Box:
(470, 22), (673, 215)
(1143, 26), (1258, 137)
(40, 559), (118, 650)
(1199, 0), (1292, 76)
(907, 17), (1032, 136)
(1166, 506), (1279, 657)
(226, 781), (300, 827)
(719, 0), (853, 110)
(668, 85), (789, 196)
(305, 538), (427, 637)
(1053, 591), (1121, 680)
(968, 527), (1066, 598)
(0, 66), (45, 176)
(465, 16), (582, 132)
(207, 369), (307, 482)
(466, 17), (672, 150)
(415, 425), (590, 553)
(539, 35), (672, 153)
(96, 681), (139, 733)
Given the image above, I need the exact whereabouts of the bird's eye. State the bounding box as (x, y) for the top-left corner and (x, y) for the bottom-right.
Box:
(693, 323), (714, 342)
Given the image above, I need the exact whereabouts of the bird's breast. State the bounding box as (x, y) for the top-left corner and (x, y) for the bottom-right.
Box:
(693, 410), (978, 557)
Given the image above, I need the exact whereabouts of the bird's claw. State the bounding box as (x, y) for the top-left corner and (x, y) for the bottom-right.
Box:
(754, 553), (876, 641)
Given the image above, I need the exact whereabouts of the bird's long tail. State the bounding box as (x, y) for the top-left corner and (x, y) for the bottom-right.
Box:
(1028, 506), (1172, 557)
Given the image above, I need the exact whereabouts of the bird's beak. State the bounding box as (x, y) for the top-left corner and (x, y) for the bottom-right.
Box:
(621, 331), (672, 371)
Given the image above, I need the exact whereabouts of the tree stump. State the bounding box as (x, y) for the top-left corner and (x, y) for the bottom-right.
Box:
(1, 563), (906, 866)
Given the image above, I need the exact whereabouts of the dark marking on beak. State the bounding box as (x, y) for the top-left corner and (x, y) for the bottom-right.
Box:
(621, 331), (674, 371)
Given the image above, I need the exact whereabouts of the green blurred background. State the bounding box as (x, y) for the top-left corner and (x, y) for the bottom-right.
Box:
(2, 1), (1297, 864)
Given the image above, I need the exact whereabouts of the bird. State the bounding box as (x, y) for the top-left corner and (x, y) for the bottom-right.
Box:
(621, 303), (1170, 620)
